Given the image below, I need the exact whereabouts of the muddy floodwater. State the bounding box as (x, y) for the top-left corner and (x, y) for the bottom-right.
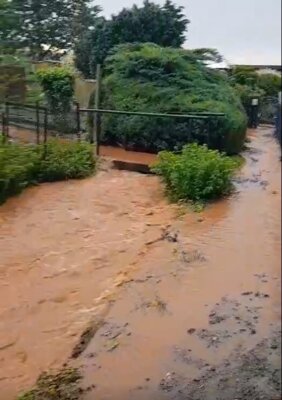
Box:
(0, 127), (281, 399)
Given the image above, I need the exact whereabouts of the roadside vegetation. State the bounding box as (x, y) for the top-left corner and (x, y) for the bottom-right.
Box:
(0, 139), (96, 204)
(152, 143), (238, 204)
(229, 66), (281, 113)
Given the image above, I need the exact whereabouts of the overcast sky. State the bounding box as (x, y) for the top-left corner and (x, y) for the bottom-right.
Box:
(99, 0), (281, 65)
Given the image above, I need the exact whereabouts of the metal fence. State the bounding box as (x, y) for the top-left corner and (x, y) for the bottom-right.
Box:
(79, 107), (226, 155)
(1, 101), (83, 144)
(259, 96), (279, 125)
(245, 96), (279, 128)
(1, 101), (226, 155)
(275, 101), (281, 148)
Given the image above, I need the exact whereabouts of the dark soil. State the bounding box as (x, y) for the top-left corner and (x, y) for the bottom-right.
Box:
(71, 319), (105, 359)
(177, 329), (281, 400)
(159, 328), (281, 400)
(159, 295), (281, 400)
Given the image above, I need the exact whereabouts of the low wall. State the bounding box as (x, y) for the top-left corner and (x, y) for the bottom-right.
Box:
(0, 65), (26, 102)
(74, 77), (96, 108)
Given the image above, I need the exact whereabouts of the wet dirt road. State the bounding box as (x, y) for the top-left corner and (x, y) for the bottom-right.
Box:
(0, 127), (281, 399)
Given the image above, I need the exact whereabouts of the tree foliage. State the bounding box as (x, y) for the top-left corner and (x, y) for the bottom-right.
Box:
(0, 0), (20, 51)
(1, 0), (100, 59)
(257, 73), (281, 97)
(100, 43), (247, 154)
(229, 66), (281, 123)
(36, 68), (74, 113)
(36, 67), (74, 132)
(75, 0), (189, 78)
(230, 66), (258, 87)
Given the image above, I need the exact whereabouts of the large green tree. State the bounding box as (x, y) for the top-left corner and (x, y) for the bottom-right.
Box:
(2, 0), (100, 59)
(0, 0), (20, 51)
(75, 0), (189, 78)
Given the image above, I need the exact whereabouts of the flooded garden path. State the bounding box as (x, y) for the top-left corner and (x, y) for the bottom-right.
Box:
(0, 127), (280, 399)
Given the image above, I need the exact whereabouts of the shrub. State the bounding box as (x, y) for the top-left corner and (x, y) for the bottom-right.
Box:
(152, 143), (237, 203)
(257, 74), (281, 97)
(0, 140), (96, 204)
(38, 140), (96, 182)
(101, 43), (247, 155)
(36, 67), (75, 133)
(0, 142), (40, 203)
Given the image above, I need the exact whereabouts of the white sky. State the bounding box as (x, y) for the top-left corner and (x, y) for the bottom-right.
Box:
(98, 0), (281, 65)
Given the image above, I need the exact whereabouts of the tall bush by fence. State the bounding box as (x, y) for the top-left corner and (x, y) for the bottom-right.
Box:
(36, 68), (75, 133)
(101, 44), (247, 155)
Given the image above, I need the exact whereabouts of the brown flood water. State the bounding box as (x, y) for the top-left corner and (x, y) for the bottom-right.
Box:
(0, 127), (281, 399)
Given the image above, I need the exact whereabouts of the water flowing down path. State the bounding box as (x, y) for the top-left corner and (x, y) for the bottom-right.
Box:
(0, 127), (280, 399)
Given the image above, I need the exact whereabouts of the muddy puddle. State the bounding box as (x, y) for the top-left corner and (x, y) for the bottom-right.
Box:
(0, 127), (281, 399)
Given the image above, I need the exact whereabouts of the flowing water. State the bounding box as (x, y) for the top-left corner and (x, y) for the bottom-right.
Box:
(0, 127), (280, 399)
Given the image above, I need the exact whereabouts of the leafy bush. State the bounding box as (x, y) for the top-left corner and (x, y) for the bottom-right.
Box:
(229, 68), (281, 125)
(257, 73), (281, 97)
(0, 142), (40, 203)
(101, 43), (247, 155)
(0, 139), (96, 204)
(152, 143), (237, 202)
(36, 67), (74, 132)
(230, 67), (281, 99)
(39, 140), (96, 182)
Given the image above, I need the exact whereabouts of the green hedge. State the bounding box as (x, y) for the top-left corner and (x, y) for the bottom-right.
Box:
(152, 143), (238, 203)
(0, 139), (96, 204)
(101, 43), (247, 155)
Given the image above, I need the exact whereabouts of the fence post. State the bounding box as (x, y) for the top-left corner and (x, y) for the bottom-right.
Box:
(206, 118), (211, 147)
(189, 118), (194, 143)
(5, 102), (9, 137)
(94, 64), (102, 156)
(1, 113), (7, 141)
(75, 101), (81, 141)
(36, 101), (40, 144)
(44, 109), (48, 144)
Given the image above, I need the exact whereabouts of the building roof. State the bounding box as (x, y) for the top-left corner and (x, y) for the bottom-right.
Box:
(217, 64), (281, 71)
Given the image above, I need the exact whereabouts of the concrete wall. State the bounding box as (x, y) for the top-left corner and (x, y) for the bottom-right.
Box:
(0, 65), (26, 102)
(74, 77), (96, 108)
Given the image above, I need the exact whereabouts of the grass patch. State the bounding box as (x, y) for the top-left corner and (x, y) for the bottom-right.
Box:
(151, 143), (238, 205)
(17, 368), (82, 400)
(0, 139), (96, 204)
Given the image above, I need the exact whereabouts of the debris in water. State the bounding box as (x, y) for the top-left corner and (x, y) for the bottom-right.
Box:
(17, 368), (82, 400)
(181, 249), (206, 264)
(107, 340), (120, 352)
(71, 319), (104, 359)
(241, 291), (253, 296)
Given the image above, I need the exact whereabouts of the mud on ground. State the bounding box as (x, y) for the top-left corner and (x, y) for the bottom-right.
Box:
(0, 127), (281, 400)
